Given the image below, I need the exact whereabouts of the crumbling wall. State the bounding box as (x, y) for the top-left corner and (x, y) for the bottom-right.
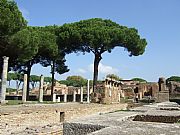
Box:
(63, 123), (106, 135)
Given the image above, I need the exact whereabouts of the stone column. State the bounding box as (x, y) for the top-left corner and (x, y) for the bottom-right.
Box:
(0, 56), (9, 104)
(73, 90), (76, 102)
(22, 74), (27, 102)
(53, 93), (56, 102)
(118, 92), (121, 102)
(87, 79), (90, 103)
(109, 81), (112, 97)
(64, 93), (67, 103)
(80, 87), (83, 103)
(57, 97), (61, 102)
(39, 75), (44, 102)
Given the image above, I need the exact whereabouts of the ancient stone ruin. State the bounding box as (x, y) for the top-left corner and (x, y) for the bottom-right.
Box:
(91, 78), (121, 104)
(91, 77), (170, 104)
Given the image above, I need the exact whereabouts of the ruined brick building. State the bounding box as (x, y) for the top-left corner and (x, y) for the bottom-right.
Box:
(91, 77), (170, 104)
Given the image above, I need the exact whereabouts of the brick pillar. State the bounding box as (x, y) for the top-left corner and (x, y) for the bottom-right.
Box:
(0, 56), (9, 104)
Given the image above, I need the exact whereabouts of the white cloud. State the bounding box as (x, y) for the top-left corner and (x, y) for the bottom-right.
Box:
(89, 63), (119, 75)
(76, 68), (87, 74)
(19, 7), (30, 21)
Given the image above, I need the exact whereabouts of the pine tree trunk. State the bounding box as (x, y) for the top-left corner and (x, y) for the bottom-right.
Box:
(26, 62), (32, 100)
(16, 80), (18, 95)
(51, 60), (55, 101)
(93, 54), (102, 92)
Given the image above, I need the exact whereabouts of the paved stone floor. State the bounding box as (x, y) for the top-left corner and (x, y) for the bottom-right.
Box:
(68, 102), (180, 135)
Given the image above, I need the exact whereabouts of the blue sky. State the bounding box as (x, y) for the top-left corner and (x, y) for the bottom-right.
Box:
(14, 0), (180, 82)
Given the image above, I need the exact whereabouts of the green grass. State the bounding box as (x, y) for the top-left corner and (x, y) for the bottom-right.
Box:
(4, 100), (62, 105)
(177, 119), (180, 124)
(120, 97), (133, 103)
(6, 100), (23, 105)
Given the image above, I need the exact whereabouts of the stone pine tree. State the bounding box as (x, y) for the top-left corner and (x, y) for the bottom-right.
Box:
(10, 26), (69, 100)
(9, 27), (40, 99)
(0, 0), (27, 75)
(39, 26), (69, 100)
(0, 0), (27, 46)
(57, 18), (147, 91)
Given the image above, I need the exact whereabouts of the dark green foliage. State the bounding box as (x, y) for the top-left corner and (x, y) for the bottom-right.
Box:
(9, 26), (69, 99)
(167, 76), (180, 82)
(131, 78), (147, 83)
(0, 0), (27, 40)
(44, 77), (52, 83)
(60, 75), (87, 87)
(59, 80), (69, 86)
(7, 72), (16, 85)
(6, 88), (16, 92)
(106, 74), (121, 81)
(7, 72), (23, 91)
(0, 0), (27, 76)
(30, 75), (40, 89)
(9, 27), (40, 63)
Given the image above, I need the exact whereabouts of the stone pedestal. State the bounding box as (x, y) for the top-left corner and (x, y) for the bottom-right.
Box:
(64, 93), (67, 103)
(80, 87), (83, 103)
(39, 75), (44, 103)
(157, 92), (169, 102)
(22, 74), (27, 102)
(157, 77), (169, 102)
(0, 56), (9, 104)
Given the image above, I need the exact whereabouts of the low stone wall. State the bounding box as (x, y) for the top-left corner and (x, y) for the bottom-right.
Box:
(133, 115), (180, 123)
(63, 123), (106, 135)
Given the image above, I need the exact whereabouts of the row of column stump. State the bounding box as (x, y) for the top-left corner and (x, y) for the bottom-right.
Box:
(0, 56), (90, 104)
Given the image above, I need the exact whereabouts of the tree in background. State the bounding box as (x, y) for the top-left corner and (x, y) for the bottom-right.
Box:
(7, 73), (16, 86)
(57, 18), (147, 91)
(60, 75), (87, 87)
(39, 26), (69, 100)
(7, 72), (23, 94)
(167, 76), (180, 82)
(30, 75), (40, 89)
(106, 74), (121, 81)
(44, 77), (52, 84)
(131, 78), (147, 83)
